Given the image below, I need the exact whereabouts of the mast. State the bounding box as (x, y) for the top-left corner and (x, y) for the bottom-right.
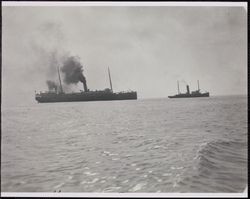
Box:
(177, 81), (180, 94)
(197, 80), (200, 91)
(108, 67), (113, 92)
(57, 66), (63, 93)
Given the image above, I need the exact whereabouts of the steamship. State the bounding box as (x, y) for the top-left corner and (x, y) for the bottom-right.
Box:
(168, 80), (209, 98)
(35, 67), (137, 103)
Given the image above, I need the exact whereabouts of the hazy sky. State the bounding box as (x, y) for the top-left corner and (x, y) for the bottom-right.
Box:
(2, 5), (247, 106)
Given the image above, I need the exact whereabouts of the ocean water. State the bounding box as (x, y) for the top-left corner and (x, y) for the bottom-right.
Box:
(1, 96), (247, 193)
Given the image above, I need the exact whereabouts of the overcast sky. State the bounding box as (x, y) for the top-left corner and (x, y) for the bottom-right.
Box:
(2, 5), (247, 106)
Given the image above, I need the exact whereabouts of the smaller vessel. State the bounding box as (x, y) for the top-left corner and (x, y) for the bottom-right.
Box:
(168, 80), (209, 98)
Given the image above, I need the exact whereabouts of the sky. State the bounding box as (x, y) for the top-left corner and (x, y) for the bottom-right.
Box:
(2, 4), (247, 106)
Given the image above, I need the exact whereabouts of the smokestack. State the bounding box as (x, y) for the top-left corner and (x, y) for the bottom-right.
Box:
(108, 67), (113, 92)
(82, 77), (88, 92)
(186, 85), (190, 94)
(78, 72), (88, 92)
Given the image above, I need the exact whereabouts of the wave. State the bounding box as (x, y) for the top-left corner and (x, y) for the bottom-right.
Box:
(180, 139), (247, 192)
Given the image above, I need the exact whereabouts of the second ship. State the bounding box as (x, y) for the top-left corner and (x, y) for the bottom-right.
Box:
(35, 67), (137, 103)
(168, 80), (209, 98)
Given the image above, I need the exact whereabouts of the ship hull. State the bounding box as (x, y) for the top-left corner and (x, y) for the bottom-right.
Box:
(168, 92), (209, 98)
(35, 91), (137, 103)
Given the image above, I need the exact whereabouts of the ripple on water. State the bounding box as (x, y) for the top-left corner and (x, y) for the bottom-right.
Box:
(171, 166), (184, 170)
(162, 173), (172, 177)
(89, 178), (99, 184)
(122, 180), (129, 184)
(102, 186), (121, 192)
(83, 171), (98, 176)
(53, 182), (64, 189)
(130, 182), (147, 192)
(81, 178), (99, 185)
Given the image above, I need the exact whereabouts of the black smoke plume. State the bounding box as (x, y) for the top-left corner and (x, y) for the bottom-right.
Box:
(46, 80), (58, 91)
(61, 56), (88, 92)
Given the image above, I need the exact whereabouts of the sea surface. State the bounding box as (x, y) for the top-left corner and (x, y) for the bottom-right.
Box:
(1, 96), (248, 193)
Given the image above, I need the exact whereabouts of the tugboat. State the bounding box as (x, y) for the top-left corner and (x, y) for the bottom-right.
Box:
(35, 67), (137, 103)
(168, 80), (209, 98)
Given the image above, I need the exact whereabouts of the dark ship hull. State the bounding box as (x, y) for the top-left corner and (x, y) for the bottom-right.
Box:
(35, 91), (137, 103)
(168, 92), (209, 98)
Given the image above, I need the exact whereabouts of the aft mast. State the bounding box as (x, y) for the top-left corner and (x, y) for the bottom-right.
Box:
(57, 66), (63, 93)
(108, 67), (113, 92)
